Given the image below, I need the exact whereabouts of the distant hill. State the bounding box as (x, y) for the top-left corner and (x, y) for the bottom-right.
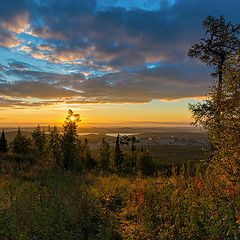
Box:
(2, 126), (205, 144)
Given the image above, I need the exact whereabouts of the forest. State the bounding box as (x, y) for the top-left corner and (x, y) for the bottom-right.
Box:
(0, 16), (240, 239)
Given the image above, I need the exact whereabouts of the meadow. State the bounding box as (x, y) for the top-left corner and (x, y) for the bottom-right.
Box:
(146, 145), (205, 167)
(1, 162), (240, 240)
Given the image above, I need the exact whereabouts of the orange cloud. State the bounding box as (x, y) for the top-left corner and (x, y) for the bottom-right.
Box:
(1, 11), (29, 34)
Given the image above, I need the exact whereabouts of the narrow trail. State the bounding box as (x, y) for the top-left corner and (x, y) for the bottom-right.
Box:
(104, 204), (132, 239)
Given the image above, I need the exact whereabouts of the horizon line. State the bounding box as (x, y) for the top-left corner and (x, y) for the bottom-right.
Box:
(0, 121), (193, 128)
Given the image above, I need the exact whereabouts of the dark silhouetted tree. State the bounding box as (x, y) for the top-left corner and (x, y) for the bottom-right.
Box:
(188, 16), (240, 132)
(188, 15), (240, 96)
(114, 134), (123, 170)
(121, 135), (138, 153)
(62, 109), (81, 170)
(0, 130), (8, 154)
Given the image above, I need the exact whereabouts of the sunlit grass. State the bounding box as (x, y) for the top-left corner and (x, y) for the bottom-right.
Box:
(1, 166), (240, 239)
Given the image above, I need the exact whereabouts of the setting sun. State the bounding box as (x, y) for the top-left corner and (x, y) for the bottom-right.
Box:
(70, 116), (75, 121)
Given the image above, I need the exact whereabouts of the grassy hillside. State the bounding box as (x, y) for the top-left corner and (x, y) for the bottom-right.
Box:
(1, 167), (239, 239)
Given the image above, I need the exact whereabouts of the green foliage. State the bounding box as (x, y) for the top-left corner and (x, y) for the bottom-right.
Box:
(208, 54), (240, 181)
(0, 171), (120, 240)
(188, 15), (240, 137)
(188, 16), (240, 182)
(31, 125), (48, 159)
(136, 150), (155, 176)
(12, 128), (31, 155)
(80, 139), (96, 170)
(1, 169), (239, 239)
(121, 151), (136, 174)
(48, 126), (63, 167)
(97, 138), (110, 171)
(12, 128), (33, 163)
(189, 54), (240, 181)
(120, 175), (240, 239)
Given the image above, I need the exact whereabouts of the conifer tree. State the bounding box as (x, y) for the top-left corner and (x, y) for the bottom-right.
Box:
(98, 138), (110, 170)
(121, 135), (137, 153)
(188, 15), (240, 99)
(31, 125), (48, 158)
(208, 53), (240, 181)
(12, 127), (31, 155)
(188, 16), (240, 168)
(82, 138), (95, 170)
(0, 129), (8, 154)
(136, 150), (154, 175)
(188, 16), (240, 134)
(48, 126), (63, 167)
(188, 16), (240, 181)
(114, 134), (123, 170)
(62, 109), (81, 169)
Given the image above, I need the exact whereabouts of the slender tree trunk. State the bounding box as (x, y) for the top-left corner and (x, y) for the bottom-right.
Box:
(215, 58), (225, 144)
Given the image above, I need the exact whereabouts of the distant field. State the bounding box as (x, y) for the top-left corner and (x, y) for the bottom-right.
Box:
(116, 143), (206, 169)
(146, 145), (205, 167)
(137, 131), (206, 139)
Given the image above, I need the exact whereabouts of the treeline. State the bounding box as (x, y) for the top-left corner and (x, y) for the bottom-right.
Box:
(0, 110), (155, 176)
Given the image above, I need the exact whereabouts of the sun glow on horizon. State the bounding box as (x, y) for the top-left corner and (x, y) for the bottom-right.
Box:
(70, 116), (75, 121)
(0, 99), (205, 127)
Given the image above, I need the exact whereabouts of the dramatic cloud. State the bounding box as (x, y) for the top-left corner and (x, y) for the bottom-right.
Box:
(0, 63), (209, 104)
(0, 97), (64, 109)
(0, 0), (239, 108)
(0, 81), (82, 99)
(0, 26), (20, 48)
(0, 0), (30, 48)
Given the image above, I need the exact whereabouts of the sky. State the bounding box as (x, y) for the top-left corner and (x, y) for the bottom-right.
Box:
(0, 0), (239, 127)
